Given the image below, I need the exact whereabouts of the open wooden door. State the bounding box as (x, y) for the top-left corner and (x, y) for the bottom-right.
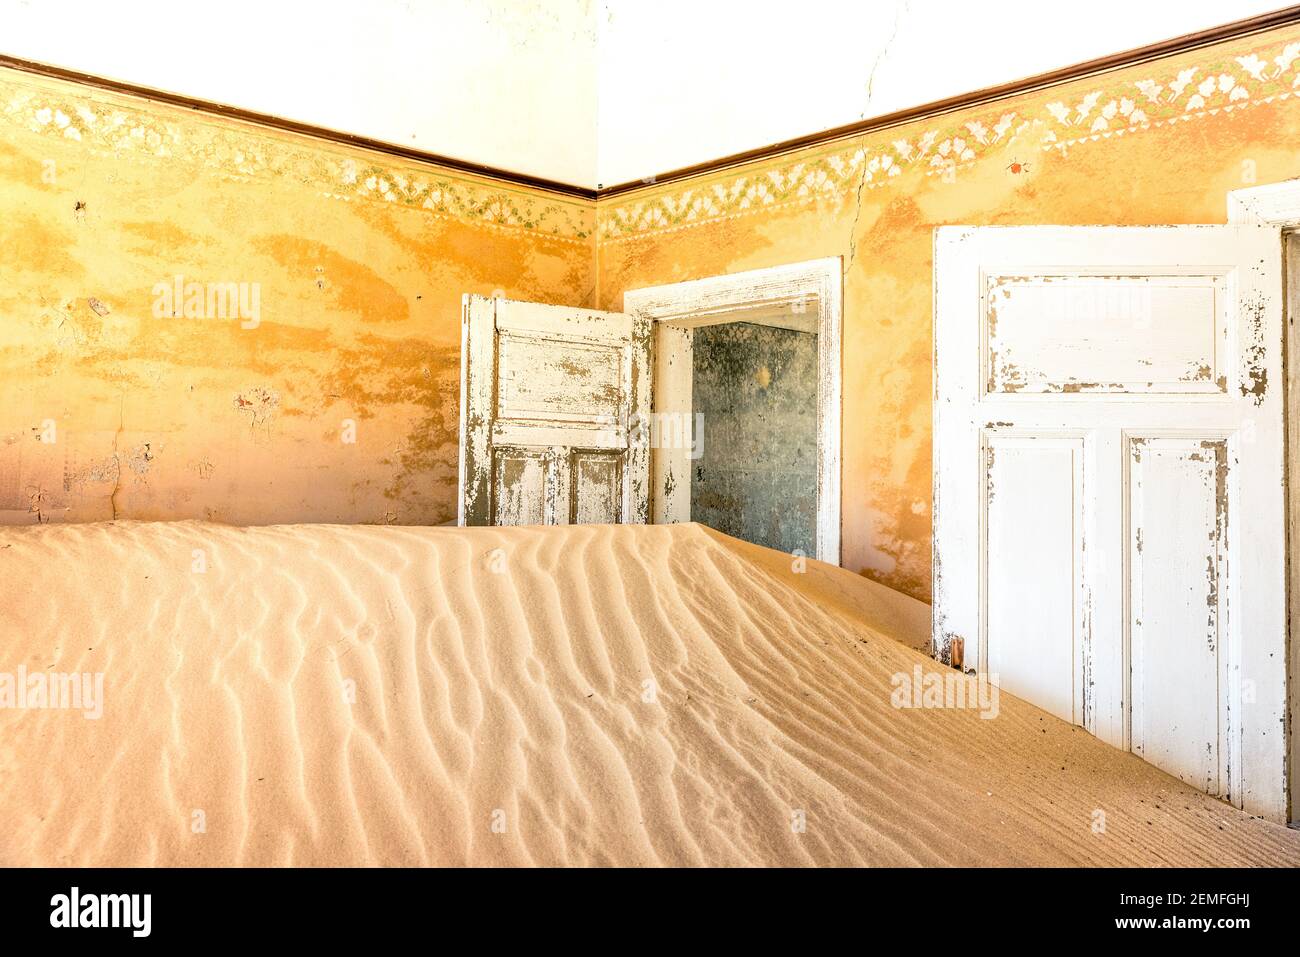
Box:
(934, 225), (1286, 821)
(458, 295), (651, 526)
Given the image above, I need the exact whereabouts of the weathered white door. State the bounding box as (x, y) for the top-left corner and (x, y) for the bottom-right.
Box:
(458, 295), (651, 526)
(934, 225), (1286, 820)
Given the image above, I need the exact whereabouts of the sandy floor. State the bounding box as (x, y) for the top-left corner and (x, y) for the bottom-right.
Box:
(1, 520), (1296, 866)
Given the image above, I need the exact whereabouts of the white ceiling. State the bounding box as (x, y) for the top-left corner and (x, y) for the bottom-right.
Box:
(0, 0), (1285, 189)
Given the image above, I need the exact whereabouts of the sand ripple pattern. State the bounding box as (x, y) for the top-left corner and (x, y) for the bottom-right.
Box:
(1, 521), (1296, 866)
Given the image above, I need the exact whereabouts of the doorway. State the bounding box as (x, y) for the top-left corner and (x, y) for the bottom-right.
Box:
(624, 258), (842, 563)
(691, 319), (818, 554)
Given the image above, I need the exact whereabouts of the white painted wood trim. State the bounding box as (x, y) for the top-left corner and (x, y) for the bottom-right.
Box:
(1228, 179), (1300, 226)
(1229, 181), (1299, 823)
(457, 294), (493, 527)
(651, 322), (694, 525)
(624, 258), (842, 565)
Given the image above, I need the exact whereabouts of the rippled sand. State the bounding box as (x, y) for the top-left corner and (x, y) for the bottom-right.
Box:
(1, 520), (1296, 866)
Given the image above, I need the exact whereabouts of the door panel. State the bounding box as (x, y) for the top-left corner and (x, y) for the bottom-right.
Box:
(934, 225), (1285, 820)
(491, 447), (550, 526)
(986, 274), (1227, 395)
(571, 450), (623, 524)
(459, 295), (650, 527)
(984, 432), (1085, 724)
(1127, 435), (1227, 795)
(497, 333), (625, 423)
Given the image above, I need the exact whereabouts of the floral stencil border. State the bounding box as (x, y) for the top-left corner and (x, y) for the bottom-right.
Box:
(596, 30), (1300, 243)
(6, 25), (1300, 249)
(0, 71), (595, 244)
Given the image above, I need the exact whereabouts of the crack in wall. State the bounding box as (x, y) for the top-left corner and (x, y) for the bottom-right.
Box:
(844, 1), (905, 279)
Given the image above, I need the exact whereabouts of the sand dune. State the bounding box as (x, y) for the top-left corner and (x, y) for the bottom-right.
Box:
(0, 520), (1296, 867)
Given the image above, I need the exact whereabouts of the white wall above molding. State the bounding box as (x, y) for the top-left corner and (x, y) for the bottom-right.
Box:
(0, 0), (1285, 189)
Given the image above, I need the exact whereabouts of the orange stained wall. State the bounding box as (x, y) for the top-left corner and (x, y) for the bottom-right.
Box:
(5, 24), (1300, 603)
(596, 23), (1300, 602)
(0, 68), (595, 527)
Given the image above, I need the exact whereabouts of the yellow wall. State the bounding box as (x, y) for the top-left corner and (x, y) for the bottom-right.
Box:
(0, 70), (594, 526)
(5, 24), (1300, 602)
(596, 24), (1300, 601)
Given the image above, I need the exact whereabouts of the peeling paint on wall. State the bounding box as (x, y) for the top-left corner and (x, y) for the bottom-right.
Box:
(599, 23), (1300, 602)
(0, 66), (594, 527)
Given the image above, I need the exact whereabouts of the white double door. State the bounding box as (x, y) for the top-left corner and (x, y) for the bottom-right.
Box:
(934, 226), (1286, 820)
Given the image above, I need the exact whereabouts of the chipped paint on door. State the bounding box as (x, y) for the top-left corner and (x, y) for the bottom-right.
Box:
(1128, 436), (1229, 796)
(458, 295), (650, 527)
(934, 224), (1286, 821)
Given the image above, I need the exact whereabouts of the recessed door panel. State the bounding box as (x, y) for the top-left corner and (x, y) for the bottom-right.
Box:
(985, 274), (1227, 395)
(984, 432), (1085, 723)
(571, 450), (623, 524)
(1128, 435), (1226, 795)
(491, 447), (550, 526)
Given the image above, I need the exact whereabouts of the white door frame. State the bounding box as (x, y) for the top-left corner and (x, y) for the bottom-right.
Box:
(1229, 179), (1298, 823)
(623, 258), (842, 565)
